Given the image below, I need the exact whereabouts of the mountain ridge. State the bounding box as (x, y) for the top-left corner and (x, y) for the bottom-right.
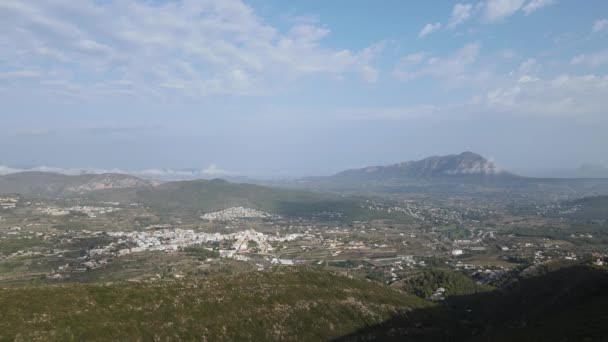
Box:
(333, 152), (516, 180)
(0, 171), (153, 197)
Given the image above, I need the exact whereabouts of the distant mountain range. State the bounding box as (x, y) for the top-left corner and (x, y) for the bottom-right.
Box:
(3, 152), (608, 203)
(287, 152), (608, 198)
(333, 152), (514, 180)
(0, 171), (153, 197)
(0, 172), (410, 222)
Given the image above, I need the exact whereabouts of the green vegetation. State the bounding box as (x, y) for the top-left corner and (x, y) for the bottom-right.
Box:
(0, 268), (431, 341)
(436, 224), (471, 239)
(506, 222), (608, 245)
(395, 268), (493, 299)
(181, 245), (220, 260)
(0, 237), (50, 256)
(90, 179), (413, 222)
(339, 263), (608, 341)
(247, 239), (260, 253)
(460, 263), (608, 341)
(569, 195), (608, 220)
(0, 257), (29, 273)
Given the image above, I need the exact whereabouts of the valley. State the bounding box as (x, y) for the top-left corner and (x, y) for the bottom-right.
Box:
(1, 152), (607, 340)
(4, 2), (607, 339)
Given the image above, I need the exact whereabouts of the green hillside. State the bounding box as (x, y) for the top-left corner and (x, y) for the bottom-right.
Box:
(0, 172), (151, 197)
(570, 195), (608, 220)
(1, 263), (607, 341)
(393, 268), (494, 299)
(0, 172), (414, 222)
(339, 263), (608, 341)
(90, 179), (413, 222)
(0, 268), (430, 341)
(467, 263), (608, 341)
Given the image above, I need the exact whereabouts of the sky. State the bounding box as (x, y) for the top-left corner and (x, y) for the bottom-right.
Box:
(1, 0), (608, 178)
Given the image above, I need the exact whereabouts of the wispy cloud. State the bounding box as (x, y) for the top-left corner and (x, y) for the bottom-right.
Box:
(592, 18), (608, 33)
(521, 0), (555, 15)
(0, 0), (383, 99)
(482, 0), (526, 22)
(202, 164), (237, 176)
(393, 43), (487, 88)
(519, 58), (540, 74)
(342, 72), (608, 121)
(472, 74), (608, 117)
(571, 49), (608, 67)
(448, 3), (476, 28)
(385, 41), (608, 121)
(446, 0), (555, 28)
(418, 22), (441, 38)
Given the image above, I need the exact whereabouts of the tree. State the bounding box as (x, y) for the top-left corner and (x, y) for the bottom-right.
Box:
(248, 240), (260, 253)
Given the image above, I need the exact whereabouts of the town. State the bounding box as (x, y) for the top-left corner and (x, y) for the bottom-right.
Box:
(2, 195), (606, 292)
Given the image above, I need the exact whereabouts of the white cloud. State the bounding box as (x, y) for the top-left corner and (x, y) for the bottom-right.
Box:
(418, 22), (441, 38)
(393, 43), (487, 88)
(202, 164), (235, 176)
(446, 0), (553, 28)
(342, 70), (608, 121)
(571, 50), (608, 67)
(522, 0), (555, 15)
(517, 75), (539, 83)
(482, 0), (526, 22)
(362, 73), (608, 120)
(448, 3), (475, 28)
(474, 74), (608, 116)
(0, 166), (23, 175)
(519, 58), (540, 74)
(0, 0), (382, 99)
(592, 18), (608, 33)
(401, 52), (426, 64)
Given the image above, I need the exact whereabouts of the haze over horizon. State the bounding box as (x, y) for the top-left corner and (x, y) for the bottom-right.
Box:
(1, 151), (607, 180)
(2, 0), (608, 177)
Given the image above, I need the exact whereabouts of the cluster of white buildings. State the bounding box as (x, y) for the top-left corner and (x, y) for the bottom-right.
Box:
(39, 205), (121, 218)
(200, 207), (278, 221)
(88, 229), (304, 260)
(535, 203), (582, 216)
(0, 197), (18, 210)
(362, 200), (467, 224)
(451, 249), (464, 256)
(311, 211), (344, 219)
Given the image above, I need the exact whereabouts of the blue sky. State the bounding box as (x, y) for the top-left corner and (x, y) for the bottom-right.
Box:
(1, 0), (607, 178)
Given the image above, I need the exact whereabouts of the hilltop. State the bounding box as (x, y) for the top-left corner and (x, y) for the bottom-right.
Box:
(1, 264), (606, 341)
(288, 152), (608, 198)
(91, 178), (413, 222)
(0, 172), (413, 222)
